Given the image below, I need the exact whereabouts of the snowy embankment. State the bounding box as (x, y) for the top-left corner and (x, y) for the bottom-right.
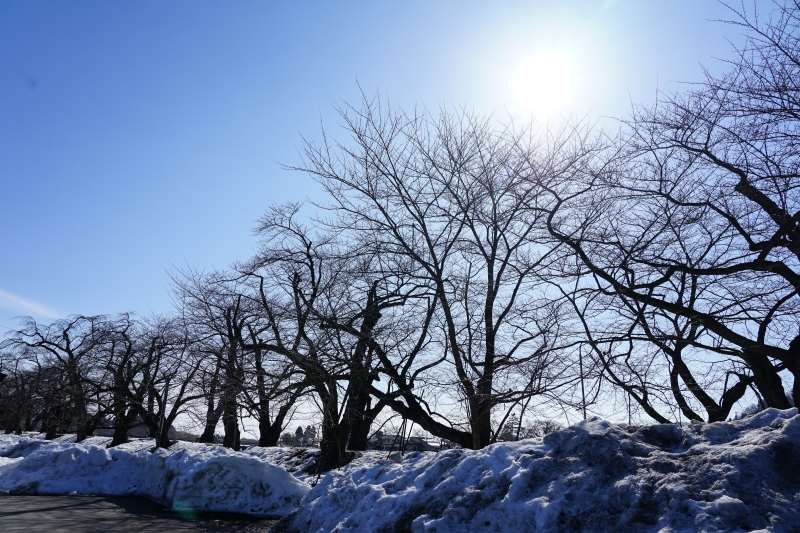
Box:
(0, 435), (308, 517)
(274, 408), (800, 533)
(1, 409), (798, 532)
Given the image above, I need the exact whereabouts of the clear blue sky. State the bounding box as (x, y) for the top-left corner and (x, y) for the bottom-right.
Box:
(0, 0), (769, 331)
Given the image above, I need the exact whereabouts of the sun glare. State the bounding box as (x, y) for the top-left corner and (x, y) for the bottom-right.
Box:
(513, 51), (576, 117)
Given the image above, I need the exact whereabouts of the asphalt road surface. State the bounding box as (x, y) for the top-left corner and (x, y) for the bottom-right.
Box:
(0, 495), (278, 532)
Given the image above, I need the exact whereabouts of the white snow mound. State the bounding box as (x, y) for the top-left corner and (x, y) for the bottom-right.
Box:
(273, 408), (800, 533)
(165, 445), (309, 515)
(0, 436), (308, 517)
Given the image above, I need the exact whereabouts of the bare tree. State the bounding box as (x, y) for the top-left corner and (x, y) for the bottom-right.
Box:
(237, 205), (392, 469)
(173, 268), (306, 448)
(94, 314), (145, 447)
(0, 358), (54, 435)
(541, 1), (800, 419)
(297, 99), (582, 449)
(1, 316), (112, 441)
(560, 271), (753, 423)
(119, 316), (207, 449)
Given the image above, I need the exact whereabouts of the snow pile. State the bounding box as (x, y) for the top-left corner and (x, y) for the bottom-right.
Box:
(242, 446), (392, 485)
(2, 409), (798, 530)
(244, 446), (322, 483)
(274, 408), (800, 533)
(0, 437), (168, 499)
(165, 444), (309, 515)
(0, 436), (309, 517)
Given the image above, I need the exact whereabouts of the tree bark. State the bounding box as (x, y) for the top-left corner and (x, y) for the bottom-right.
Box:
(744, 350), (791, 409)
(108, 404), (132, 447)
(347, 398), (384, 451)
(222, 409), (240, 450)
(198, 402), (223, 443)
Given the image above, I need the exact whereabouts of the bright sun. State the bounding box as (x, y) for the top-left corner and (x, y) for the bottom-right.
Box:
(513, 51), (576, 117)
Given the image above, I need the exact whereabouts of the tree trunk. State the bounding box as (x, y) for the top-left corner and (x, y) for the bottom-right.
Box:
(470, 401), (492, 449)
(347, 395), (383, 451)
(221, 328), (242, 450)
(70, 364), (89, 442)
(42, 404), (60, 440)
(470, 374), (493, 449)
(315, 384), (345, 473)
(669, 364), (704, 422)
(317, 420), (343, 472)
(257, 401), (279, 447)
(342, 284), (382, 452)
(719, 374), (754, 420)
(253, 346), (277, 447)
(222, 405), (240, 450)
(108, 411), (129, 447)
(787, 337), (800, 408)
(315, 375), (377, 468)
(744, 350), (791, 409)
(198, 402), (223, 443)
(199, 352), (224, 444)
(258, 417), (280, 447)
(155, 423), (172, 449)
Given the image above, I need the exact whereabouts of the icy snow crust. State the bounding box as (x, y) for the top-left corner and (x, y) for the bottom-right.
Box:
(1, 409), (798, 531)
(0, 436), (308, 517)
(274, 409), (800, 533)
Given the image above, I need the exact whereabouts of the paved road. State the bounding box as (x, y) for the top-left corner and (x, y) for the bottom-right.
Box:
(0, 495), (278, 532)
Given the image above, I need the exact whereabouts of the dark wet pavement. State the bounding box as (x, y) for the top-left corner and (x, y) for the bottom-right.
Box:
(0, 495), (278, 532)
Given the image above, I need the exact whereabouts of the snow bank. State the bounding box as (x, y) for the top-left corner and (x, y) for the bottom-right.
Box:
(0, 435), (308, 517)
(274, 408), (800, 533)
(165, 444), (309, 515)
(0, 438), (168, 499)
(2, 409), (798, 530)
(243, 446), (323, 484)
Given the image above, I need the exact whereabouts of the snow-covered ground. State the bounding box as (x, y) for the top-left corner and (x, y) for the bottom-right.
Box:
(0, 435), (308, 517)
(2, 408), (799, 532)
(274, 408), (800, 533)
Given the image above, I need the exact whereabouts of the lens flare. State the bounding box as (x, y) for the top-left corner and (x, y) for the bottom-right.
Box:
(513, 50), (575, 117)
